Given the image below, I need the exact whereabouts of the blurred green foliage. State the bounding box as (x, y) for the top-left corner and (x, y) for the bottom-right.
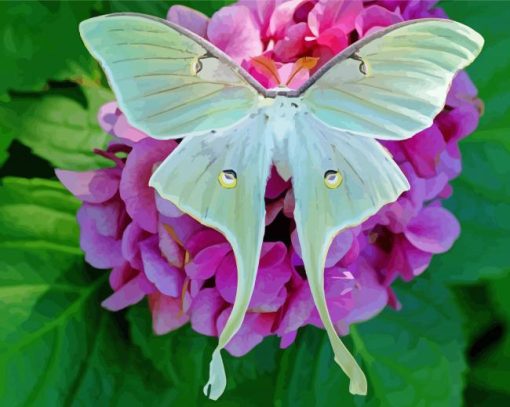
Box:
(0, 1), (509, 406)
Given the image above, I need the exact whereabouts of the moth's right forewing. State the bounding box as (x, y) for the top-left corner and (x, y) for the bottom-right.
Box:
(299, 19), (484, 140)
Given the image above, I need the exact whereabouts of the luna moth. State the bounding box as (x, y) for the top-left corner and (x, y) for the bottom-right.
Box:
(79, 13), (483, 399)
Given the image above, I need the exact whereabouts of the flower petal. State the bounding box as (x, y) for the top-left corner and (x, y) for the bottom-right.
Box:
(77, 205), (123, 269)
(191, 288), (227, 336)
(55, 168), (119, 204)
(102, 272), (155, 311)
(149, 292), (189, 335)
(140, 235), (184, 297)
(208, 5), (263, 63)
(405, 206), (460, 253)
(120, 138), (177, 233)
(167, 5), (209, 37)
(217, 309), (275, 356)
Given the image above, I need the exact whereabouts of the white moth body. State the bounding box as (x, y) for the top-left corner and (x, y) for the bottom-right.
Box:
(262, 95), (306, 181)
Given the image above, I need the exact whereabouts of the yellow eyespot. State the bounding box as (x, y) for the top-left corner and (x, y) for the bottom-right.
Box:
(324, 170), (343, 189)
(218, 169), (237, 189)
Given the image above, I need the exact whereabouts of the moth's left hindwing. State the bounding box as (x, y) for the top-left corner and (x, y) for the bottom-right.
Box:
(80, 14), (260, 138)
(150, 114), (274, 400)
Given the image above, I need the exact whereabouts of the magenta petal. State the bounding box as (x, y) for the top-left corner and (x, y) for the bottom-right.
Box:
(315, 26), (348, 54)
(155, 192), (182, 218)
(140, 235), (184, 297)
(167, 5), (209, 38)
(185, 243), (231, 280)
(344, 259), (388, 325)
(120, 138), (177, 233)
(268, 0), (305, 39)
(277, 282), (314, 335)
(291, 228), (353, 267)
(437, 104), (480, 144)
(81, 199), (123, 237)
(109, 262), (137, 291)
(265, 166), (290, 199)
(308, 0), (362, 37)
(158, 223), (184, 268)
(258, 242), (287, 268)
(149, 292), (189, 335)
(402, 124), (446, 178)
(185, 229), (226, 256)
(102, 272), (155, 311)
(405, 206), (460, 253)
(208, 5), (263, 63)
(355, 5), (403, 37)
(325, 230), (354, 267)
(121, 221), (149, 271)
(280, 331), (298, 349)
(217, 309), (275, 356)
(162, 214), (204, 248)
(190, 288), (226, 336)
(78, 206), (123, 269)
(97, 101), (119, 135)
(447, 71), (479, 108)
(265, 197), (284, 225)
(273, 22), (310, 62)
(309, 267), (355, 326)
(56, 169), (119, 204)
(216, 243), (291, 309)
(404, 239), (433, 277)
(112, 113), (148, 143)
(238, 0), (275, 36)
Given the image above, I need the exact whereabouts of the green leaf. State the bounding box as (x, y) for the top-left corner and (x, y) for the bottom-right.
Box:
(468, 334), (510, 398)
(0, 104), (15, 166)
(0, 177), (176, 405)
(274, 277), (466, 407)
(0, 86), (114, 171)
(127, 303), (279, 406)
(0, 1), (101, 97)
(463, 273), (510, 404)
(441, 1), (510, 130)
(431, 128), (510, 282)
(103, 0), (236, 17)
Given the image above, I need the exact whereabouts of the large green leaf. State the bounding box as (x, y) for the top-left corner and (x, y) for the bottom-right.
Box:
(127, 304), (279, 406)
(0, 178), (176, 405)
(0, 101), (15, 167)
(0, 1), (101, 97)
(274, 277), (466, 407)
(431, 128), (510, 282)
(0, 87), (113, 171)
(465, 272), (510, 400)
(103, 0), (236, 17)
(441, 1), (510, 130)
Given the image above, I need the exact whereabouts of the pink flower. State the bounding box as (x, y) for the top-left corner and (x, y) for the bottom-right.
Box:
(58, 0), (481, 360)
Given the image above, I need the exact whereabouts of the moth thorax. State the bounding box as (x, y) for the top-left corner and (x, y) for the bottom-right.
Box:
(324, 170), (343, 189)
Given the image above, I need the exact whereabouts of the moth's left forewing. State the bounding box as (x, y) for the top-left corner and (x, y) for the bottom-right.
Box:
(79, 14), (263, 139)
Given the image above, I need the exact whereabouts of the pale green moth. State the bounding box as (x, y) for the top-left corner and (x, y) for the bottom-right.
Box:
(79, 13), (483, 400)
